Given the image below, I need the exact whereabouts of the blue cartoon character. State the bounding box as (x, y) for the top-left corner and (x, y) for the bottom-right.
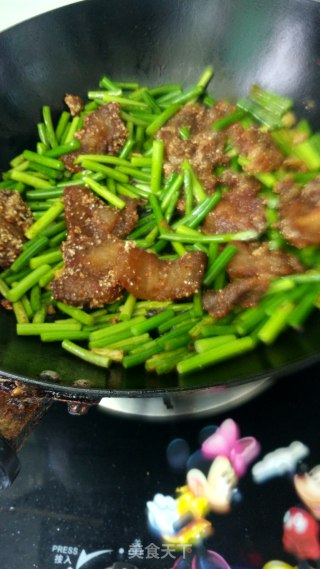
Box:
(147, 418), (261, 569)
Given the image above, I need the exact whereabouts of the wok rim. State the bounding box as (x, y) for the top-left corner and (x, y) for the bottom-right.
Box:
(1, 352), (320, 400)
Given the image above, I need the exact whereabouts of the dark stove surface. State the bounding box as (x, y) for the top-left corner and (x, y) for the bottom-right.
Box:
(0, 366), (319, 569)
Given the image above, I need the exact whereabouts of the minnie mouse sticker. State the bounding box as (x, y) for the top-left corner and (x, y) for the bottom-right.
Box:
(147, 418), (261, 569)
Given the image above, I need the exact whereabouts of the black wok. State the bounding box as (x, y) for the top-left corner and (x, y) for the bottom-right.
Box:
(0, 0), (320, 476)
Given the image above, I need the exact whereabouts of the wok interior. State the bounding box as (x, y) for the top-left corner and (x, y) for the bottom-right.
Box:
(0, 0), (319, 395)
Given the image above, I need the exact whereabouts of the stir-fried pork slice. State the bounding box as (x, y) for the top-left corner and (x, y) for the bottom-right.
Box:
(52, 238), (123, 308)
(227, 242), (303, 280)
(52, 270), (122, 308)
(76, 103), (128, 155)
(64, 94), (84, 116)
(52, 187), (139, 307)
(0, 190), (32, 268)
(63, 186), (139, 241)
(219, 169), (261, 192)
(61, 103), (128, 173)
(0, 219), (28, 270)
(76, 240), (206, 302)
(198, 100), (238, 130)
(203, 277), (269, 319)
(202, 171), (266, 234)
(158, 101), (235, 191)
(53, 236), (206, 307)
(52, 186), (206, 306)
(202, 242), (303, 319)
(157, 103), (205, 180)
(118, 246), (207, 301)
(228, 123), (283, 173)
(276, 176), (320, 248)
(188, 132), (229, 192)
(0, 190), (32, 230)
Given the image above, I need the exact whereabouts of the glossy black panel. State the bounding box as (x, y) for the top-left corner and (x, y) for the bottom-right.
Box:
(0, 0), (319, 396)
(0, 370), (319, 569)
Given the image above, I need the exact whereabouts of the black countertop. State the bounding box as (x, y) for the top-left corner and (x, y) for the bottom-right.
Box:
(0, 364), (319, 569)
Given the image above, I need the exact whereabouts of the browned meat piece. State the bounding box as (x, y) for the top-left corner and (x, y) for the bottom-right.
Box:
(94, 197), (139, 239)
(202, 171), (266, 234)
(76, 103), (128, 155)
(52, 186), (139, 307)
(189, 132), (228, 192)
(1, 298), (12, 311)
(227, 242), (303, 280)
(53, 237), (206, 307)
(202, 242), (303, 319)
(52, 276), (120, 308)
(118, 246), (206, 301)
(0, 190), (32, 231)
(74, 239), (206, 302)
(229, 123), (283, 173)
(163, 102), (207, 133)
(61, 152), (82, 174)
(157, 101), (234, 191)
(282, 156), (307, 172)
(0, 190), (32, 269)
(62, 185), (100, 240)
(64, 94), (84, 116)
(52, 239), (123, 308)
(199, 100), (238, 129)
(52, 186), (206, 307)
(203, 277), (269, 319)
(276, 176), (320, 248)
(157, 115), (195, 175)
(63, 186), (139, 241)
(219, 169), (261, 192)
(61, 103), (128, 173)
(0, 219), (27, 270)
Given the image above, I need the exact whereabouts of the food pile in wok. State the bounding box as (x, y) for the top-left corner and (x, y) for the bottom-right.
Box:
(0, 68), (320, 375)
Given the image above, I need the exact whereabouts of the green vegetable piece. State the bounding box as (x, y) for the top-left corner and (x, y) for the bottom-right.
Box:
(62, 340), (110, 368)
(177, 337), (255, 375)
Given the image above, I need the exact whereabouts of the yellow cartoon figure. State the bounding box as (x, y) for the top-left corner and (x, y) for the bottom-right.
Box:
(147, 418), (260, 568)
